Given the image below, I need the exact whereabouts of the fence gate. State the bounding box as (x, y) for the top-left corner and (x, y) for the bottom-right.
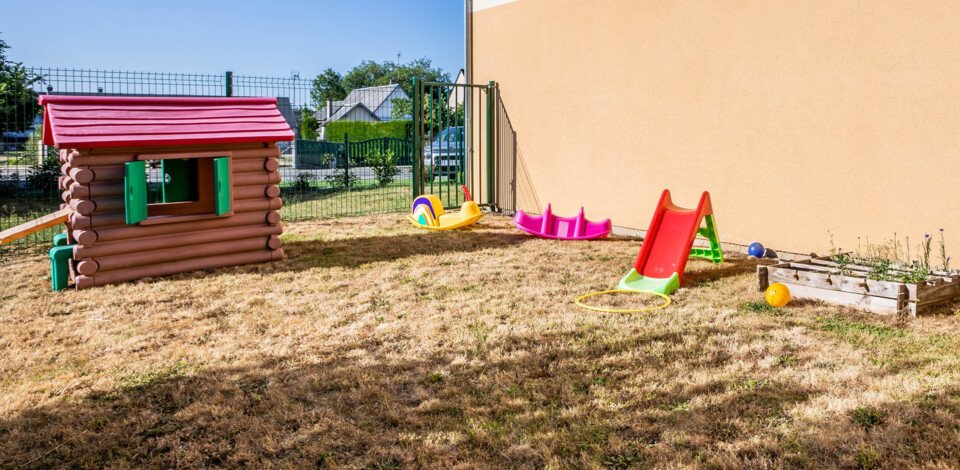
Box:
(412, 79), (516, 212)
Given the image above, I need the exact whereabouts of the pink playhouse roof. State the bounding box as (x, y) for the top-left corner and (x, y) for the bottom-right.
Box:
(39, 96), (295, 149)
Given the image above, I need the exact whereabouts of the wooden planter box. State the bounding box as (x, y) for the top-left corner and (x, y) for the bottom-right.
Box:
(757, 256), (960, 317)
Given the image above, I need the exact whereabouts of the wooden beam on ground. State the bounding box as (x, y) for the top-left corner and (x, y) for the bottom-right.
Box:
(0, 208), (72, 245)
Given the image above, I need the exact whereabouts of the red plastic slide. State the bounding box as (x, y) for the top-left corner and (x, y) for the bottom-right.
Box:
(618, 190), (722, 294)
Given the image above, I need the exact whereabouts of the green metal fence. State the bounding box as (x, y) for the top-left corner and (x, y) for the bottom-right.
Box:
(1, 68), (517, 248)
(282, 136), (417, 222)
(412, 79), (515, 212)
(0, 67), (422, 247)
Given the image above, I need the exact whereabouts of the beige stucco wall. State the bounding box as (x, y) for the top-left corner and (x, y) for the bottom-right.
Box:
(473, 0), (960, 257)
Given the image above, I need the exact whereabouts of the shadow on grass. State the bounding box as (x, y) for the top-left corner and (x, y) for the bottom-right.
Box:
(279, 228), (533, 270)
(103, 226), (533, 288)
(6, 317), (957, 468)
(684, 257), (759, 287)
(0, 325), (822, 468)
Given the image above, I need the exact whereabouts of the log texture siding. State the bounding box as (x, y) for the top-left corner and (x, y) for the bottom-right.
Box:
(40, 96), (294, 290)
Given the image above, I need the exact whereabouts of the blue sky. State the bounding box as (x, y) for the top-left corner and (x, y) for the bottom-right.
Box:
(1, 0), (465, 79)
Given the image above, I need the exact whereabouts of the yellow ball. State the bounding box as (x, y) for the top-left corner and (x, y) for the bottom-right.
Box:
(765, 282), (791, 307)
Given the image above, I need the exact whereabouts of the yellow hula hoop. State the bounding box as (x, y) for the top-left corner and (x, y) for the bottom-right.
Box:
(574, 289), (671, 313)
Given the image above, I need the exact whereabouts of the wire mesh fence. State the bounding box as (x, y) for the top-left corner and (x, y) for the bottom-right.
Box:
(282, 136), (418, 222)
(0, 67), (421, 247)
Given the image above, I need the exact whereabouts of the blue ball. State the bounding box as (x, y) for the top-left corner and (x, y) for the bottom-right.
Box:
(748, 242), (765, 258)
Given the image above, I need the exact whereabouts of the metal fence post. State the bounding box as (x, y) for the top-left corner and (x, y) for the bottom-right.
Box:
(225, 71), (233, 97)
(485, 81), (496, 208)
(411, 77), (422, 197)
(513, 129), (518, 213)
(344, 133), (350, 190)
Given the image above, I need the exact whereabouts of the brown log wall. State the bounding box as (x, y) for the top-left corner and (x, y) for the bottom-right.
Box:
(74, 248), (284, 288)
(60, 143), (286, 290)
(77, 236), (280, 275)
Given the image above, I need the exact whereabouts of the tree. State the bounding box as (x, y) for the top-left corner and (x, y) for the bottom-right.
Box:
(299, 108), (318, 141)
(310, 58), (451, 108)
(390, 97), (412, 121)
(0, 35), (42, 135)
(342, 60), (393, 92)
(310, 68), (347, 104)
(390, 58), (448, 96)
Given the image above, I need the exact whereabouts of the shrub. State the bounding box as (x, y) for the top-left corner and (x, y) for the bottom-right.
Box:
(26, 153), (60, 194)
(325, 167), (357, 191)
(299, 109), (318, 141)
(291, 172), (315, 192)
(368, 149), (398, 187)
(325, 120), (410, 142)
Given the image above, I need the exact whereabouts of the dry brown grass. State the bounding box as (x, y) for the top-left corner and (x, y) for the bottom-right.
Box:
(2, 214), (960, 469)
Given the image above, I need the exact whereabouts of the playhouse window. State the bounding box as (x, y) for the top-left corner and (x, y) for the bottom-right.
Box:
(124, 156), (232, 224)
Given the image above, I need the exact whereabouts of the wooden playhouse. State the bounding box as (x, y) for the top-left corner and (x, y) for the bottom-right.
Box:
(36, 95), (294, 289)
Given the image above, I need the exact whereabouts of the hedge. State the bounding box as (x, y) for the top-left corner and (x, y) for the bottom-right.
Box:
(325, 120), (410, 142)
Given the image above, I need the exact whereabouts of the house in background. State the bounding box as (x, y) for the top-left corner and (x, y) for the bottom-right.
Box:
(447, 69), (466, 109)
(316, 84), (409, 140)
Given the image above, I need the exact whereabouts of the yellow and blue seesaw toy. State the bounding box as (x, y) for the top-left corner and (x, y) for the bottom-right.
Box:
(408, 186), (483, 231)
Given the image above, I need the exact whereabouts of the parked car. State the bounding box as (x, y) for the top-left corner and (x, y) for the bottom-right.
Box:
(424, 126), (465, 182)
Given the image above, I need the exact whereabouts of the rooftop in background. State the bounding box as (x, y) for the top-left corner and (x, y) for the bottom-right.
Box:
(318, 84), (409, 123)
(39, 96), (295, 149)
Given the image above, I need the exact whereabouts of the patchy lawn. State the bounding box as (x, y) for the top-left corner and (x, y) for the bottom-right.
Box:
(1, 215), (960, 468)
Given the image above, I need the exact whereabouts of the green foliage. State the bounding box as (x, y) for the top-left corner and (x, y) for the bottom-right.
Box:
(739, 301), (783, 315)
(815, 316), (905, 341)
(325, 121), (410, 142)
(26, 153), (60, 194)
(602, 450), (645, 469)
(851, 406), (883, 429)
(367, 149), (398, 187)
(342, 60), (394, 93)
(117, 360), (196, 391)
(938, 229), (950, 271)
(866, 257), (894, 281)
(291, 172), (316, 192)
(310, 68), (347, 104)
(776, 354), (798, 367)
(310, 58), (449, 104)
(344, 58), (448, 97)
(854, 446), (881, 470)
(830, 252), (852, 276)
(423, 103), (464, 137)
(863, 257), (930, 283)
(0, 35), (43, 135)
(299, 108), (318, 141)
(827, 229), (954, 284)
(921, 233), (933, 271)
(897, 264), (931, 284)
(390, 97), (412, 120)
(325, 167), (357, 191)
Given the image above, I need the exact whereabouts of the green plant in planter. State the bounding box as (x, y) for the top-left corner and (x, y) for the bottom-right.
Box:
(896, 264), (930, 284)
(921, 233), (933, 271)
(939, 228), (950, 272)
(866, 258), (894, 281)
(831, 253), (852, 277)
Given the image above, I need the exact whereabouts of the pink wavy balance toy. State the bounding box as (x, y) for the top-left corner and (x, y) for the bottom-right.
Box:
(514, 204), (612, 240)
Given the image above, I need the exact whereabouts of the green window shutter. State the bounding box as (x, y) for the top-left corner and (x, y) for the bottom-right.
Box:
(124, 161), (148, 224)
(161, 158), (198, 203)
(213, 157), (232, 215)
